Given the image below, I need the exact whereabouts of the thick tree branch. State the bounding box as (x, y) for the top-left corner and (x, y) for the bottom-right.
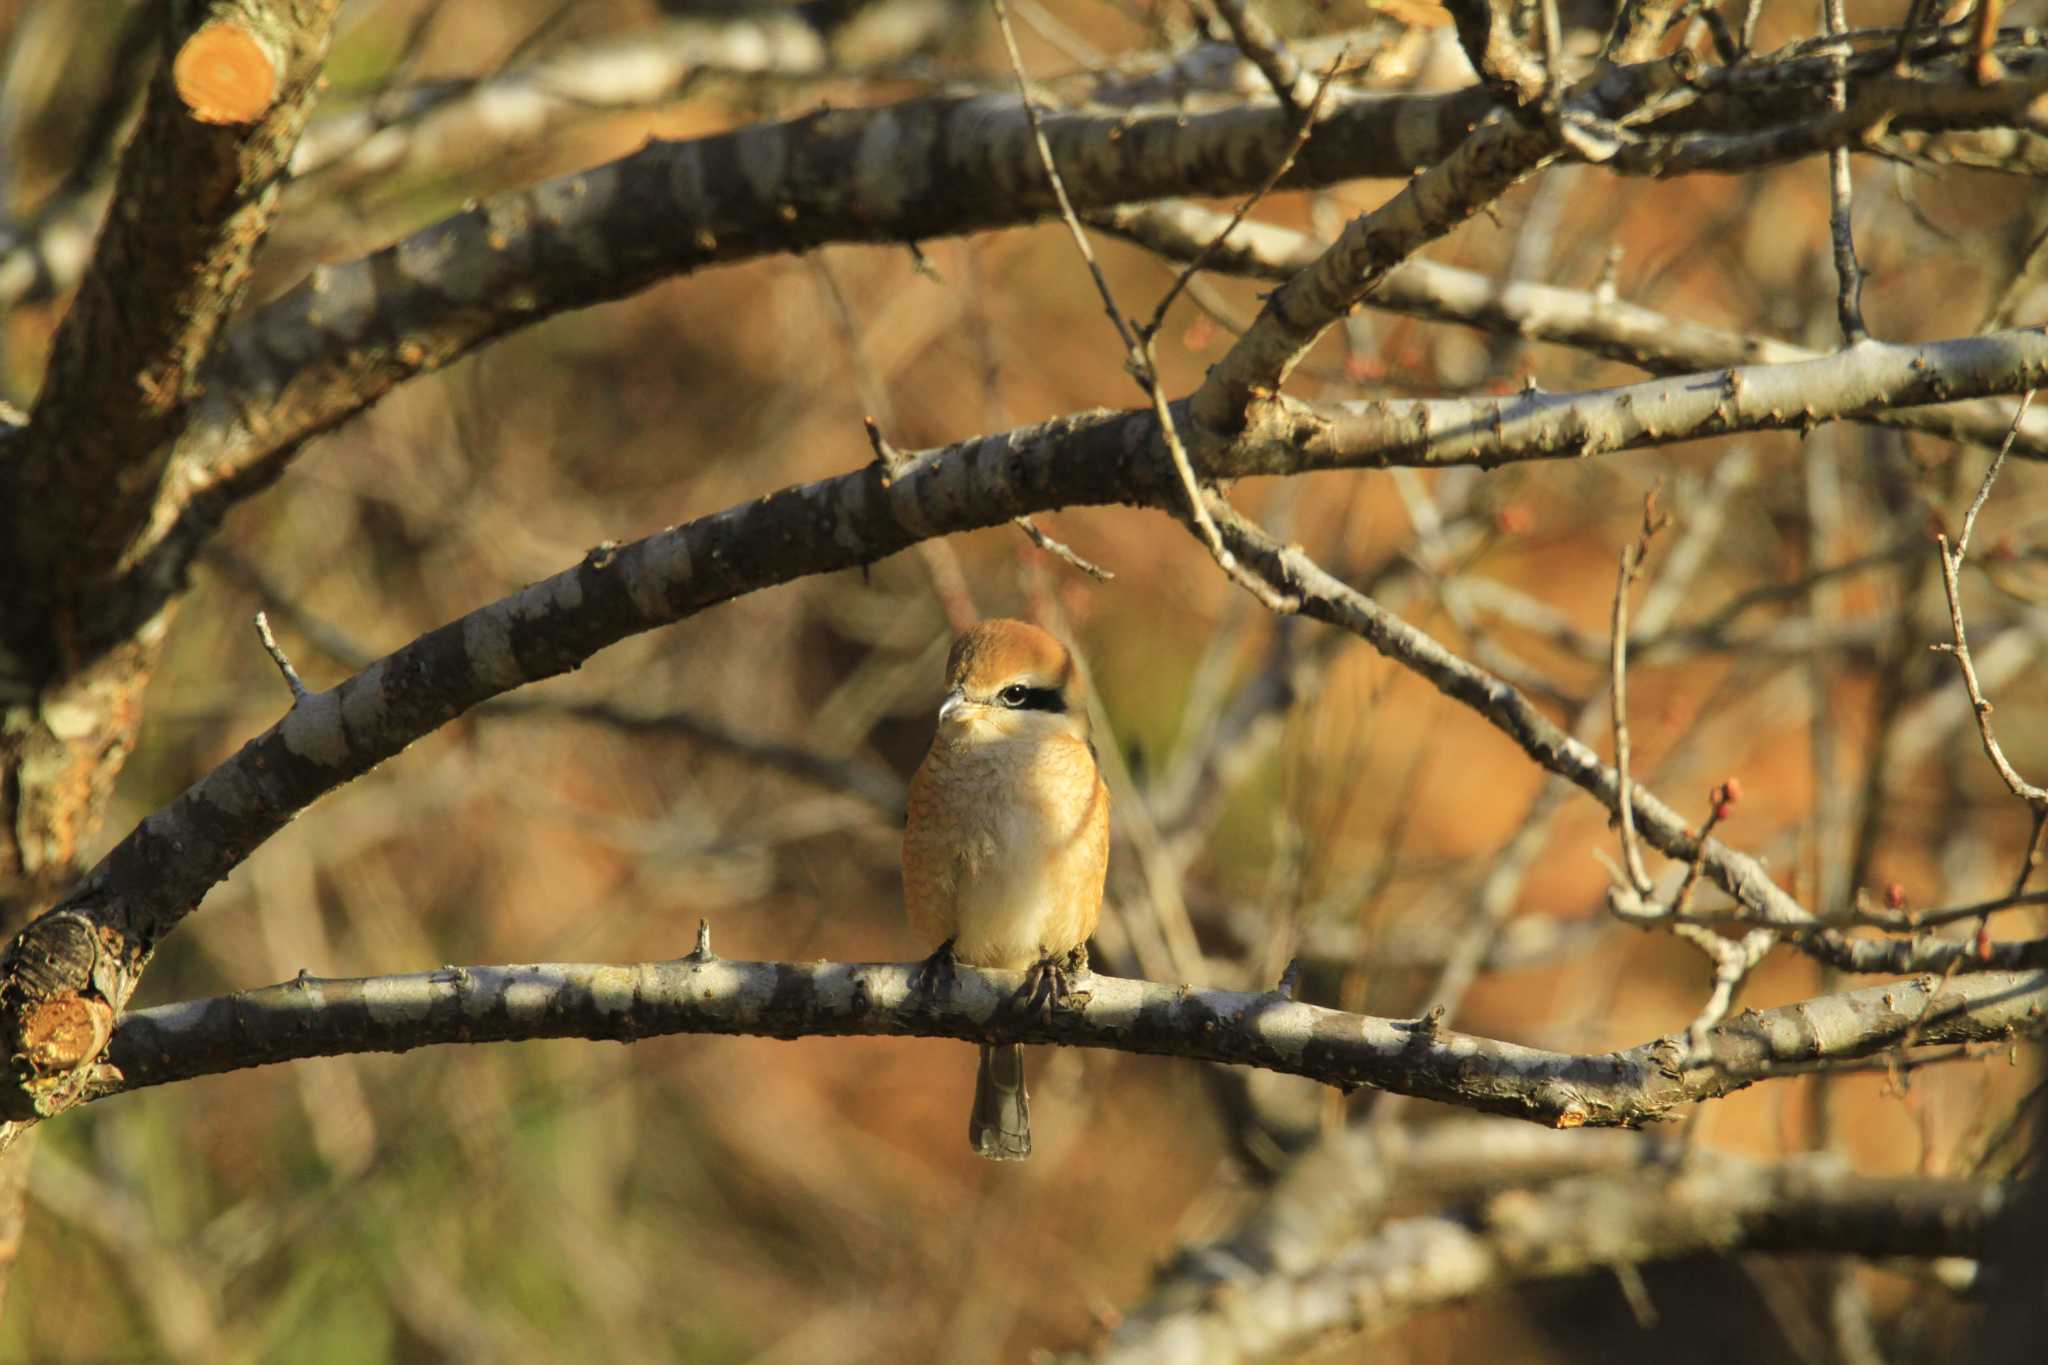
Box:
(0, 0), (339, 927)
(0, 0), (337, 627)
(16, 318), (2048, 1120)
(155, 32), (2048, 587)
(96, 959), (2048, 1129)
(1086, 1151), (2005, 1364)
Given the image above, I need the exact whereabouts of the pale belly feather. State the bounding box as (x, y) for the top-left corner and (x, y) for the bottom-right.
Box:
(914, 735), (1102, 971)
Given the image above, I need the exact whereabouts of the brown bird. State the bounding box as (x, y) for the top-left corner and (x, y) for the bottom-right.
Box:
(902, 619), (1110, 1160)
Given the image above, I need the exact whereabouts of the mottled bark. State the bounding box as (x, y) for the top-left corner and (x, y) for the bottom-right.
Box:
(0, 0), (340, 1114)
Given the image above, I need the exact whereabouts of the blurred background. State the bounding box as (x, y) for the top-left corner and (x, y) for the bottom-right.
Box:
(1, 0), (2044, 1358)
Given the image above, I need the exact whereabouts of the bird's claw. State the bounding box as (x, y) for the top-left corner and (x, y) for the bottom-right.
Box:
(912, 938), (960, 1002)
(1020, 944), (1092, 1015)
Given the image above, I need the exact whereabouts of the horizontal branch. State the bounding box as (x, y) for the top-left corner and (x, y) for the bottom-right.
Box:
(98, 957), (2048, 1128)
(1281, 328), (2048, 472)
(1087, 1151), (2005, 1363)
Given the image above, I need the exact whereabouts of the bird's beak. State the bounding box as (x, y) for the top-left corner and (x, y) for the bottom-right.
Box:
(936, 687), (968, 726)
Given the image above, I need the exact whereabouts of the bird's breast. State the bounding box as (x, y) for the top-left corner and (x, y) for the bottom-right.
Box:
(915, 735), (1104, 968)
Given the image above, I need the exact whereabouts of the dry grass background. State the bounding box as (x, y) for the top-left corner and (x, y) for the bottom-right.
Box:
(2, 0), (2044, 1359)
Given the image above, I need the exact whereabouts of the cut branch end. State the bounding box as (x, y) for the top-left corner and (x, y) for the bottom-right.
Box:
(173, 21), (282, 126)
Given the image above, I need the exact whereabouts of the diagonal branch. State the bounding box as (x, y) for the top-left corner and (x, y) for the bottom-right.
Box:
(1096, 200), (2048, 455)
(1188, 100), (1562, 431)
(1199, 498), (2048, 974)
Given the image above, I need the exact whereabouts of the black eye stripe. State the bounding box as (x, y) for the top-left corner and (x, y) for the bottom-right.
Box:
(999, 685), (1065, 712)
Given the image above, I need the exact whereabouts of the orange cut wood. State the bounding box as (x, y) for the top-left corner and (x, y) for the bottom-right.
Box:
(172, 20), (279, 125)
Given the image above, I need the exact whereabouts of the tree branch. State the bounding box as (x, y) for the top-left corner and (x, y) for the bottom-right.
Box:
(18, 318), (2048, 1120)
(1085, 1150), (2004, 1364)
(156, 31), (2048, 596)
(96, 958), (2048, 1129)
(1202, 498), (2048, 972)
(0, 0), (338, 632)
(1097, 200), (2048, 456)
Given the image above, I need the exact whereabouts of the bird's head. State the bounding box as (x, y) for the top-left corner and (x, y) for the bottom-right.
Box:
(934, 619), (1087, 743)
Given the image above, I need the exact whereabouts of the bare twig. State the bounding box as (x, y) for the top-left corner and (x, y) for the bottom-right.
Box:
(987, 0), (1137, 357)
(1142, 51), (1344, 342)
(1934, 390), (2048, 815)
(1013, 517), (1114, 580)
(1822, 0), (1870, 345)
(1610, 489), (1671, 897)
(990, 0), (1290, 612)
(251, 612), (307, 701)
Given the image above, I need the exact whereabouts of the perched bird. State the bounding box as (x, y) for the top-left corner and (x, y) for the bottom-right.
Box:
(903, 619), (1110, 1161)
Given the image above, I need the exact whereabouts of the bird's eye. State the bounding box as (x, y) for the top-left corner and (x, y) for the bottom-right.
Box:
(998, 684), (1030, 707)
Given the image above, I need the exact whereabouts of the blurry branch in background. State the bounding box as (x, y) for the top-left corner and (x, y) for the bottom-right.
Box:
(484, 699), (909, 821)
(0, 0), (968, 312)
(1197, 499), (2048, 973)
(1082, 1147), (2002, 1365)
(1933, 390), (2048, 895)
(95, 954), (2048, 1128)
(290, 0), (966, 188)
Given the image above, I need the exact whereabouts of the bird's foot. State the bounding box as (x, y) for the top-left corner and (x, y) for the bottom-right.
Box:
(1020, 945), (1092, 1015)
(912, 938), (960, 1003)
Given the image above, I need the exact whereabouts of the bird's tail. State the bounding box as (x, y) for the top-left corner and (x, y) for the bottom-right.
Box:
(970, 1043), (1031, 1161)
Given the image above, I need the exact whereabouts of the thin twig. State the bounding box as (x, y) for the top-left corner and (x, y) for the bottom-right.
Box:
(1959, 390), (2033, 560)
(1611, 489), (1670, 895)
(1014, 516), (1114, 580)
(1142, 49), (1344, 342)
(1140, 357), (1298, 616)
(1666, 794), (1731, 920)
(2014, 809), (2048, 897)
(990, 0), (1290, 612)
(1934, 390), (2048, 813)
(252, 612), (307, 701)
(1821, 0), (1870, 345)
(987, 0), (1137, 357)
